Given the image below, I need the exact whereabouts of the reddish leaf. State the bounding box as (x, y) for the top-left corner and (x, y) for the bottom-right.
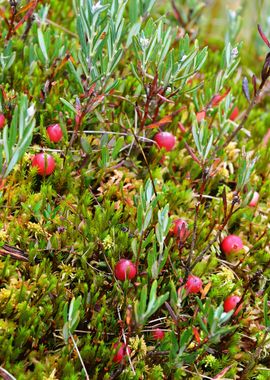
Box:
(261, 52), (270, 82)
(15, 1), (36, 16)
(229, 106), (239, 121)
(201, 282), (211, 299)
(252, 74), (257, 96)
(184, 141), (202, 166)
(211, 88), (230, 107)
(213, 365), (232, 379)
(196, 110), (206, 122)
(178, 122), (186, 133)
(0, 244), (28, 262)
(146, 115), (173, 129)
(263, 128), (270, 145)
(192, 327), (201, 343)
(258, 24), (270, 49)
(146, 107), (185, 129)
(157, 93), (175, 104)
(0, 8), (9, 26)
(14, 1), (39, 31)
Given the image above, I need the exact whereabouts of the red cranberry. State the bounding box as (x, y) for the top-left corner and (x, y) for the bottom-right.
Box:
(112, 343), (130, 363)
(220, 235), (243, 255)
(185, 275), (202, 294)
(114, 259), (136, 281)
(32, 153), (55, 176)
(152, 328), (165, 340)
(154, 132), (176, 152)
(249, 191), (259, 207)
(47, 123), (63, 143)
(224, 295), (242, 315)
(0, 114), (6, 129)
(173, 219), (188, 241)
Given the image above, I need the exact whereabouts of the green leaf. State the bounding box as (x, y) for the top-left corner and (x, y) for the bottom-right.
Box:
(143, 207), (152, 231)
(80, 137), (92, 154)
(197, 314), (209, 335)
(126, 22), (141, 47)
(37, 29), (49, 63)
(67, 60), (84, 93)
(263, 294), (270, 328)
(137, 204), (143, 232)
(179, 328), (192, 356)
(60, 98), (77, 114)
(112, 137), (124, 159)
(138, 285), (148, 316)
(5, 121), (35, 177)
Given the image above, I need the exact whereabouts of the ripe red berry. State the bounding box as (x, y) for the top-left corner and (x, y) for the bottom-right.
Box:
(154, 132), (176, 152)
(47, 123), (63, 143)
(114, 259), (136, 281)
(229, 106), (239, 121)
(0, 114), (6, 129)
(220, 235), (243, 255)
(152, 328), (165, 340)
(224, 295), (242, 315)
(249, 191), (259, 207)
(185, 275), (202, 294)
(173, 219), (188, 241)
(32, 153), (55, 176)
(112, 343), (130, 363)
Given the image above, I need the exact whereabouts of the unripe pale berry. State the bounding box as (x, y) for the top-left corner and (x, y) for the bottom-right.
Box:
(220, 235), (243, 255)
(112, 343), (131, 363)
(114, 259), (136, 281)
(47, 123), (63, 143)
(185, 275), (202, 294)
(0, 114), (6, 129)
(152, 328), (165, 340)
(224, 295), (242, 315)
(173, 219), (188, 241)
(32, 153), (55, 176)
(249, 191), (259, 207)
(154, 132), (176, 152)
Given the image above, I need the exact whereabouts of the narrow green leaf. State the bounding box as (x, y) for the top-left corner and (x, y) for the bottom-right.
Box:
(60, 98), (77, 114)
(37, 29), (49, 62)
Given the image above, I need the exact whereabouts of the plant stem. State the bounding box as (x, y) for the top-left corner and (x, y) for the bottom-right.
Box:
(70, 333), (90, 380)
(189, 198), (237, 271)
(117, 307), (135, 375)
(217, 79), (267, 153)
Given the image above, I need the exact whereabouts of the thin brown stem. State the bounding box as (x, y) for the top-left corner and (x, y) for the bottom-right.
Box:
(171, 0), (185, 26)
(217, 80), (267, 154)
(189, 198), (237, 271)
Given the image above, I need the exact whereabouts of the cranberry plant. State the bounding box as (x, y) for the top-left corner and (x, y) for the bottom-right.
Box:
(0, 0), (269, 379)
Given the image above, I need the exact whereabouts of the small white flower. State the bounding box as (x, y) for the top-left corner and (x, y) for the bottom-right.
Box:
(27, 104), (36, 118)
(230, 10), (236, 19)
(231, 47), (238, 59)
(181, 54), (187, 62)
(140, 36), (150, 49)
(92, 1), (102, 12)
